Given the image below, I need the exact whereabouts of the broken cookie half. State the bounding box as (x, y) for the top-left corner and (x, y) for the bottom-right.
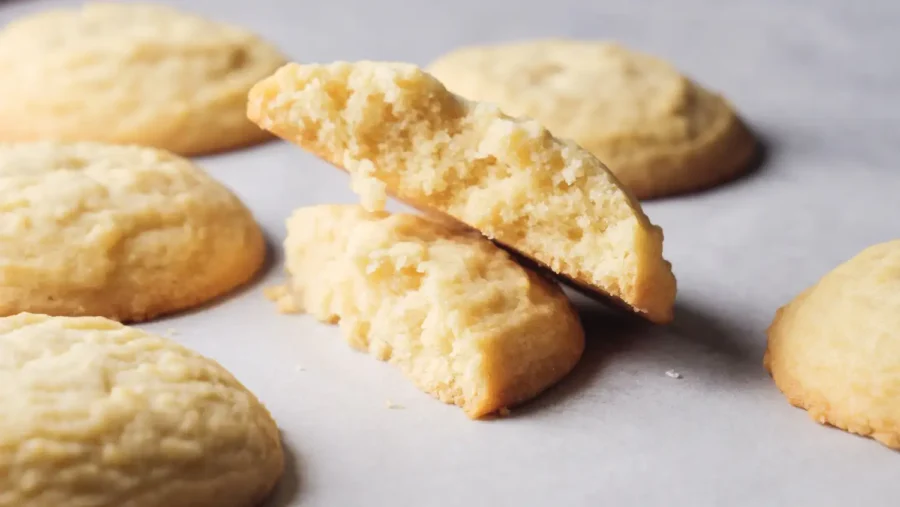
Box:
(247, 61), (677, 323)
(268, 205), (585, 419)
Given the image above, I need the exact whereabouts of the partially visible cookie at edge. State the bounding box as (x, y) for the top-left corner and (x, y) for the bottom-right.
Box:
(0, 312), (285, 507)
(0, 141), (266, 322)
(764, 240), (900, 450)
(248, 60), (677, 323)
(0, 2), (286, 155)
(427, 39), (757, 199)
(269, 204), (585, 419)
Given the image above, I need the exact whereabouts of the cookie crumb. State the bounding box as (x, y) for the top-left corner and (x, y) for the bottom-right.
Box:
(498, 407), (511, 417)
(384, 400), (404, 410)
(262, 285), (285, 301)
(665, 369), (683, 379)
(350, 159), (387, 211)
(263, 285), (300, 313)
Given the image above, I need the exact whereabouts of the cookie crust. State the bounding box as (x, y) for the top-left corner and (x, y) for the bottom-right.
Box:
(0, 142), (266, 322)
(427, 40), (757, 199)
(0, 2), (285, 155)
(0, 313), (284, 507)
(765, 240), (900, 450)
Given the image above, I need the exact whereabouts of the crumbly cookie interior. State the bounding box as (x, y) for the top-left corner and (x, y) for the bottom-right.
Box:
(248, 61), (676, 322)
(274, 205), (584, 417)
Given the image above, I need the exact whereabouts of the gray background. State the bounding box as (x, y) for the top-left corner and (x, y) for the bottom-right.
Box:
(2, 0), (898, 505)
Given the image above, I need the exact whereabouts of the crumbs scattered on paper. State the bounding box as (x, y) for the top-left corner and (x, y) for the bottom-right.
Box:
(294, 365), (306, 372)
(385, 400), (404, 410)
(665, 369), (683, 379)
(263, 285), (300, 314)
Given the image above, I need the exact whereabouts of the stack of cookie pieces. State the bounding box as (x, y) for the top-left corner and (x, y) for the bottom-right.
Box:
(247, 60), (680, 417)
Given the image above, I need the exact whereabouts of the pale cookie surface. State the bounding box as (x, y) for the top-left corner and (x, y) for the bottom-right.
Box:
(427, 40), (757, 199)
(270, 205), (585, 418)
(248, 61), (677, 323)
(0, 312), (284, 507)
(764, 240), (900, 450)
(0, 142), (265, 322)
(0, 2), (285, 155)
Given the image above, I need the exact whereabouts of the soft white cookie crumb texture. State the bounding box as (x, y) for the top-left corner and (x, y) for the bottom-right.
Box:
(274, 205), (584, 418)
(0, 313), (284, 507)
(246, 61), (677, 323)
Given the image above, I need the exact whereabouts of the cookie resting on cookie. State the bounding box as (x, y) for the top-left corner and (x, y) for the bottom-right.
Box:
(0, 2), (285, 155)
(0, 142), (265, 322)
(765, 240), (900, 450)
(267, 205), (585, 419)
(247, 60), (677, 323)
(428, 39), (757, 199)
(0, 312), (284, 507)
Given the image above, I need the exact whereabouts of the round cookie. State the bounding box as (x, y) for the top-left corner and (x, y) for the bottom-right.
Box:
(764, 240), (900, 450)
(0, 312), (284, 507)
(427, 39), (757, 199)
(0, 2), (286, 155)
(0, 141), (265, 322)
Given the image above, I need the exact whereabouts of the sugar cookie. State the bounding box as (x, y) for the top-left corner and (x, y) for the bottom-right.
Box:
(0, 312), (284, 507)
(0, 2), (285, 155)
(0, 142), (265, 322)
(427, 40), (757, 199)
(248, 61), (677, 323)
(268, 205), (585, 418)
(765, 240), (900, 450)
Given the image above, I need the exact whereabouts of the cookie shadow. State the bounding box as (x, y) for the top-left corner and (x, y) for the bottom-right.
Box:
(505, 300), (650, 417)
(506, 296), (767, 417)
(194, 136), (281, 162)
(261, 437), (303, 507)
(663, 300), (767, 385)
(728, 123), (773, 185)
(643, 121), (775, 201)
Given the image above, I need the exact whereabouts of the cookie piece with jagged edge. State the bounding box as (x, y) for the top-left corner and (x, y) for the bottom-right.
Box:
(267, 205), (585, 418)
(248, 61), (677, 323)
